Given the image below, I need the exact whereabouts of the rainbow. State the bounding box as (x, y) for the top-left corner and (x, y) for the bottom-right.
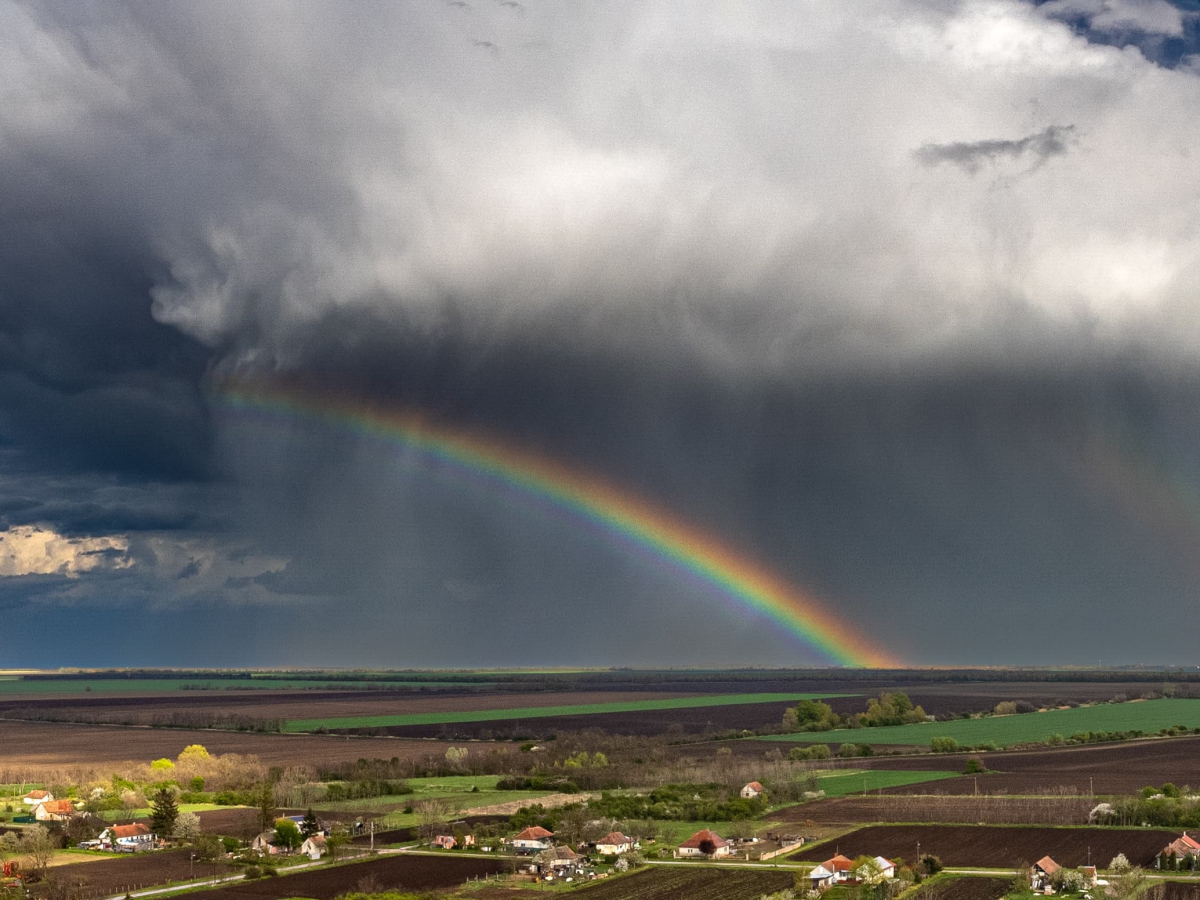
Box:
(215, 380), (898, 668)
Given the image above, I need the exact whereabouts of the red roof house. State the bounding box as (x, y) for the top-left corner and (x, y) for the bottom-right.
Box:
(678, 829), (731, 858)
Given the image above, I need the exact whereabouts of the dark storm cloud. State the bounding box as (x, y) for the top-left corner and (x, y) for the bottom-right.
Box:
(4, 1), (1200, 665)
(914, 126), (1076, 174)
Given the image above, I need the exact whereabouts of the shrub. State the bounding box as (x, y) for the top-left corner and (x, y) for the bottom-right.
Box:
(808, 744), (831, 760)
(964, 757), (985, 774)
(920, 855), (943, 876)
(930, 737), (959, 753)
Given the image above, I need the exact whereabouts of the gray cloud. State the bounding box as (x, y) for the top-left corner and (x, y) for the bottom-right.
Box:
(4, 1), (1200, 665)
(914, 125), (1076, 174)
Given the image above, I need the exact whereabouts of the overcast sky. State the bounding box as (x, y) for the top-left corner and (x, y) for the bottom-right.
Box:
(3, 0), (1200, 668)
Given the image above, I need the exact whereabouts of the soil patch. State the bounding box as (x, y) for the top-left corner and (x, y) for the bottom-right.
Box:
(191, 854), (504, 900)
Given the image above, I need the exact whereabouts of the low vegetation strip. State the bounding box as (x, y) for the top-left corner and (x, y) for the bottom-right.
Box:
(282, 692), (848, 732)
(816, 770), (960, 796)
(760, 699), (1200, 747)
(0, 677), (470, 694)
(792, 824), (1181, 868)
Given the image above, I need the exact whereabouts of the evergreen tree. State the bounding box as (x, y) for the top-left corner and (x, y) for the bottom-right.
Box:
(150, 788), (179, 838)
(300, 808), (320, 839)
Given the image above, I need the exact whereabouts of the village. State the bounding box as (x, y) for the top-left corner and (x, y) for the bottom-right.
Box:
(7, 770), (1200, 900)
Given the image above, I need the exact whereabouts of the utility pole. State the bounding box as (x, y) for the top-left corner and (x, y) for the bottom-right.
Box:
(370, 820), (374, 853)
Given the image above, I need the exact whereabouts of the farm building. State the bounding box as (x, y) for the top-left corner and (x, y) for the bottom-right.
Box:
(1159, 833), (1200, 866)
(433, 835), (456, 850)
(531, 845), (585, 878)
(300, 835), (326, 860)
(100, 824), (154, 852)
(511, 826), (554, 851)
(22, 790), (52, 806)
(872, 857), (896, 879)
(677, 829), (731, 858)
(33, 799), (75, 822)
(595, 832), (634, 855)
(1032, 856), (1060, 891)
(741, 781), (765, 799)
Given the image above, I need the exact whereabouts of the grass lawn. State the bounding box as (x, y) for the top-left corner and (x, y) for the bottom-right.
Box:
(757, 699), (1200, 748)
(283, 692), (851, 732)
(814, 770), (961, 796)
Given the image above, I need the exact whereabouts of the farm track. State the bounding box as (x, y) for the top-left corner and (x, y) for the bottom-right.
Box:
(792, 824), (1180, 868)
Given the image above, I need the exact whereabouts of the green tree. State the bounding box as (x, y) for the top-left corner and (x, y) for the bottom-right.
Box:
(150, 787), (179, 838)
(300, 808), (321, 839)
(273, 818), (302, 851)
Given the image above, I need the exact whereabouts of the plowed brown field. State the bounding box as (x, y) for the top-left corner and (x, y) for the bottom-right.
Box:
(191, 854), (504, 899)
(561, 866), (795, 900)
(0, 720), (500, 772)
(792, 824), (1179, 868)
(785, 794), (1094, 825)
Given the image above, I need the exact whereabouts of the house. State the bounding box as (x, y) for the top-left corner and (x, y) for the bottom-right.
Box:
(462, 834), (475, 847)
(511, 826), (555, 852)
(33, 799), (75, 822)
(809, 854), (854, 888)
(1032, 856), (1060, 891)
(809, 863), (838, 889)
(740, 781), (765, 800)
(677, 829), (731, 858)
(299, 835), (326, 860)
(22, 790), (52, 807)
(1159, 833), (1200, 867)
(596, 832), (634, 855)
(873, 857), (896, 880)
(532, 845), (585, 878)
(251, 832), (283, 855)
(100, 824), (155, 852)
(433, 835), (456, 850)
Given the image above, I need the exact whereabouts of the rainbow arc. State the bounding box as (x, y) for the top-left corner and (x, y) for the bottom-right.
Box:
(217, 381), (898, 668)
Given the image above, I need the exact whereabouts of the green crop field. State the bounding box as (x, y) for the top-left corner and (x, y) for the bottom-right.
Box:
(760, 698), (1200, 748)
(815, 770), (961, 796)
(282, 692), (849, 732)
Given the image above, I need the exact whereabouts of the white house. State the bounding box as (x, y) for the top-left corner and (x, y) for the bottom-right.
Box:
(740, 781), (765, 800)
(810, 854), (854, 888)
(22, 790), (52, 807)
(511, 826), (554, 851)
(872, 857), (896, 880)
(300, 835), (326, 860)
(100, 824), (154, 852)
(677, 829), (731, 858)
(251, 832), (283, 855)
(596, 832), (634, 855)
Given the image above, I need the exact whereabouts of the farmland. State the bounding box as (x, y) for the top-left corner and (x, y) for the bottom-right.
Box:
(281, 692), (846, 732)
(184, 854), (505, 900)
(823, 734), (1200, 796)
(911, 877), (1011, 900)
(0, 719), (498, 773)
(566, 866), (796, 900)
(815, 770), (961, 796)
(761, 699), (1200, 748)
(782, 794), (1094, 826)
(793, 824), (1181, 868)
(34, 849), (219, 897)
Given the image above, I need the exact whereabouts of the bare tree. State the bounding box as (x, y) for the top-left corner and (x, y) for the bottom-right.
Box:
(414, 799), (452, 841)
